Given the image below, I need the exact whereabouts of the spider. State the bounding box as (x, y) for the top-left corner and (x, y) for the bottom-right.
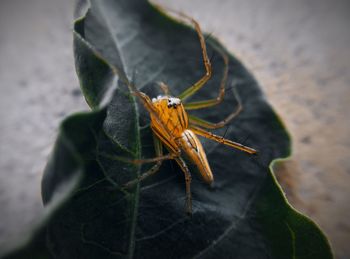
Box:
(117, 8), (257, 215)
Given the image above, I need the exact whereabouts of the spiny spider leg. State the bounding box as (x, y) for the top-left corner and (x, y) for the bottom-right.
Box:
(157, 81), (171, 95)
(156, 8), (212, 101)
(190, 125), (257, 155)
(175, 157), (193, 215)
(184, 52), (229, 110)
(188, 85), (243, 129)
(123, 136), (177, 189)
(99, 152), (177, 165)
(156, 6), (231, 114)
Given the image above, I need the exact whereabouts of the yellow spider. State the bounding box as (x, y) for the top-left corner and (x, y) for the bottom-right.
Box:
(119, 8), (257, 215)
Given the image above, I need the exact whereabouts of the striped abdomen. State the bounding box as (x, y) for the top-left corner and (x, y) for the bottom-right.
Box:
(178, 129), (213, 184)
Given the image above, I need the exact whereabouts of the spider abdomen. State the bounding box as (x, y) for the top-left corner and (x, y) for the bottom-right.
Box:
(179, 130), (214, 184)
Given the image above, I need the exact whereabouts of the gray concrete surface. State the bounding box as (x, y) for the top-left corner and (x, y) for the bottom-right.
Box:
(0, 0), (88, 251)
(0, 0), (349, 258)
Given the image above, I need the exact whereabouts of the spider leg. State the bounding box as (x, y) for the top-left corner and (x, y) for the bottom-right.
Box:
(157, 81), (171, 95)
(175, 157), (193, 216)
(164, 11), (211, 101)
(123, 136), (177, 189)
(188, 85), (242, 129)
(189, 125), (257, 155)
(118, 68), (165, 129)
(184, 53), (228, 110)
(155, 7), (236, 117)
(98, 152), (176, 165)
(123, 161), (163, 189)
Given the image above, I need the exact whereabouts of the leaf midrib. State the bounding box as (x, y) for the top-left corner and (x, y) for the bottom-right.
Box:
(88, 3), (142, 258)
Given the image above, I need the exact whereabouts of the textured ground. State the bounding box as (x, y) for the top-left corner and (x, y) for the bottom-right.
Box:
(0, 0), (349, 258)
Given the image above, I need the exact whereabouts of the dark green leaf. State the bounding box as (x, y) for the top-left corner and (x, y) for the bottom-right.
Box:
(1, 0), (333, 258)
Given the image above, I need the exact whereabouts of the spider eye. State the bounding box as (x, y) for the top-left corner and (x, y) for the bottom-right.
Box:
(167, 97), (181, 108)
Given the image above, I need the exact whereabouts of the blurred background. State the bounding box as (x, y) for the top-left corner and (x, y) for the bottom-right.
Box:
(0, 0), (349, 258)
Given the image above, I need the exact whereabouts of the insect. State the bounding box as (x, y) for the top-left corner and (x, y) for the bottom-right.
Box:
(120, 8), (257, 215)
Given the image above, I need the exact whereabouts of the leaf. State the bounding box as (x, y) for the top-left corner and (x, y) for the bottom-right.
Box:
(1, 109), (106, 259)
(1, 0), (333, 258)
